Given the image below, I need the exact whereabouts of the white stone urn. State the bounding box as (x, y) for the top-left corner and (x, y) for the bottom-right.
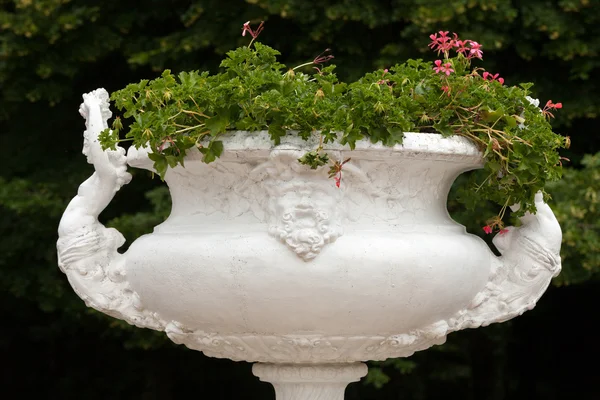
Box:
(58, 89), (562, 399)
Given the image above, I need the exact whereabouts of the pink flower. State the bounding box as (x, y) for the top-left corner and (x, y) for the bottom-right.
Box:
(545, 100), (562, 109)
(313, 48), (334, 65)
(483, 71), (504, 85)
(454, 39), (469, 55)
(468, 41), (483, 59)
(442, 62), (454, 75)
(483, 225), (493, 234)
(433, 60), (454, 75)
(242, 21), (251, 37)
(428, 33), (439, 49)
(441, 85), (451, 96)
(437, 31), (450, 42)
(329, 158), (351, 188)
(429, 31), (454, 54)
(542, 100), (563, 119)
(241, 20), (264, 40)
(377, 68), (390, 85)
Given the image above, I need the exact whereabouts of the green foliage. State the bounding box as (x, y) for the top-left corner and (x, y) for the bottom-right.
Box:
(102, 34), (566, 227)
(548, 152), (600, 285)
(366, 359), (416, 389)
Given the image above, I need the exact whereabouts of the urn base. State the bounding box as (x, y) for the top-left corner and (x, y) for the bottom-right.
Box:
(253, 363), (368, 400)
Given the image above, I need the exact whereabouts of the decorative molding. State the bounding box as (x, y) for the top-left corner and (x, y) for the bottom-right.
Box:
(253, 363), (367, 382)
(260, 150), (343, 260)
(164, 321), (449, 363)
(57, 88), (165, 330)
(252, 363), (368, 400)
(164, 189), (562, 364)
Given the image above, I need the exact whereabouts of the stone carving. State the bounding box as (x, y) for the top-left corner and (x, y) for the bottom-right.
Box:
(448, 192), (562, 330)
(251, 149), (343, 261)
(162, 191), (562, 364)
(163, 321), (450, 363)
(340, 160), (446, 224)
(252, 363), (368, 383)
(60, 89), (563, 400)
(57, 89), (165, 330)
(163, 159), (255, 222)
(253, 363), (368, 400)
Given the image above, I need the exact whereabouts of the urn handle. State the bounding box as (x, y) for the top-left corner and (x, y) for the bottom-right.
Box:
(452, 192), (562, 329)
(57, 89), (164, 330)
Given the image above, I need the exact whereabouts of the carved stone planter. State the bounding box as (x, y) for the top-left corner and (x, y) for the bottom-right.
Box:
(58, 89), (562, 399)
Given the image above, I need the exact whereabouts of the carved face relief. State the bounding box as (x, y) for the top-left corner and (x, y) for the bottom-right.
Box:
(82, 131), (92, 164)
(267, 181), (342, 261)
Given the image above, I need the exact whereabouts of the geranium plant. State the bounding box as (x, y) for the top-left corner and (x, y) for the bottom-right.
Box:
(99, 23), (568, 232)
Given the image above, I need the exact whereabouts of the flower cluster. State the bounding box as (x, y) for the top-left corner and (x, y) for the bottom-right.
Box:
(429, 31), (483, 59)
(433, 60), (454, 76)
(430, 32), (485, 81)
(483, 71), (504, 85)
(427, 31), (565, 235)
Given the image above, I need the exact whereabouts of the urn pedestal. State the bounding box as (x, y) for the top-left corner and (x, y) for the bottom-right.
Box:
(58, 89), (562, 399)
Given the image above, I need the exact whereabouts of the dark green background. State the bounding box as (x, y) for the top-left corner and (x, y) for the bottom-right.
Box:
(1, 1), (599, 398)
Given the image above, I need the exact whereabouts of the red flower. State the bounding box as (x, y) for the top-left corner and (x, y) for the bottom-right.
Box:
(334, 176), (341, 188)
(483, 225), (493, 234)
(483, 71), (504, 85)
(329, 158), (351, 188)
(542, 100), (563, 119)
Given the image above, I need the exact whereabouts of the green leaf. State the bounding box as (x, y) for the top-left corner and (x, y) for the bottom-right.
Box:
(433, 121), (453, 136)
(384, 127), (404, 146)
(199, 140), (224, 164)
(298, 151), (329, 169)
(504, 115), (518, 128)
(205, 113), (229, 136)
(147, 152), (168, 179)
(268, 124), (286, 145)
(341, 129), (364, 150)
(98, 128), (119, 150)
(481, 108), (504, 123)
(165, 155), (179, 168)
